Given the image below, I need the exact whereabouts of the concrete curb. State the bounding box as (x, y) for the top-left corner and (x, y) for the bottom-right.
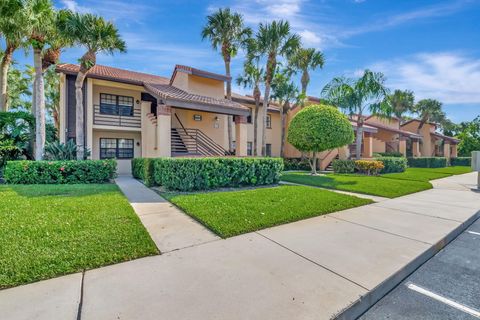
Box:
(334, 209), (480, 320)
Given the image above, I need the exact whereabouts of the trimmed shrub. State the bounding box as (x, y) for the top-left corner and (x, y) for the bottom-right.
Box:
(152, 157), (284, 191)
(375, 157), (408, 173)
(332, 159), (355, 173)
(450, 157), (471, 166)
(283, 158), (310, 171)
(377, 151), (403, 157)
(355, 160), (384, 175)
(4, 160), (117, 184)
(132, 158), (155, 187)
(407, 157), (447, 168)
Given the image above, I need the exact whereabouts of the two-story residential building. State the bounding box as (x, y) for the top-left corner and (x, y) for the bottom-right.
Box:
(56, 64), (282, 173)
(56, 63), (460, 174)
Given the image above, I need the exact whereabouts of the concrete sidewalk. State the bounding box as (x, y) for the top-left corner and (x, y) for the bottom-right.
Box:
(1, 173), (478, 320)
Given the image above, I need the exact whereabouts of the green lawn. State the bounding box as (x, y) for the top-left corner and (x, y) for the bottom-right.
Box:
(0, 184), (158, 289)
(281, 172), (432, 198)
(281, 166), (472, 198)
(164, 185), (372, 238)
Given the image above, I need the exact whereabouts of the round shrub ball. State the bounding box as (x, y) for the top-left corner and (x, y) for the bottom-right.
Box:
(287, 104), (354, 152)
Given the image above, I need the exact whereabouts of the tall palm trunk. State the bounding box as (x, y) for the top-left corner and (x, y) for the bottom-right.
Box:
(280, 101), (289, 157)
(300, 70), (309, 107)
(253, 85), (260, 156)
(262, 55), (275, 156)
(75, 71), (87, 160)
(223, 54), (234, 153)
(33, 48), (46, 160)
(355, 117), (364, 160)
(0, 45), (15, 111)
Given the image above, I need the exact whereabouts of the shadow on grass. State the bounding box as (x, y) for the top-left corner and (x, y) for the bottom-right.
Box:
(0, 183), (118, 198)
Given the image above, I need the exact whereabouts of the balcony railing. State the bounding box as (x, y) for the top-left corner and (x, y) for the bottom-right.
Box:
(93, 105), (141, 128)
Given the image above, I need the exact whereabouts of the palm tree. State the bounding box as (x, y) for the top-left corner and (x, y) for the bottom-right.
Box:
(256, 20), (300, 156)
(271, 71), (298, 157)
(0, 0), (29, 111)
(288, 47), (324, 107)
(26, 0), (56, 160)
(236, 38), (264, 156)
(387, 89), (414, 123)
(201, 8), (252, 153)
(57, 10), (126, 160)
(413, 99), (446, 131)
(322, 69), (390, 159)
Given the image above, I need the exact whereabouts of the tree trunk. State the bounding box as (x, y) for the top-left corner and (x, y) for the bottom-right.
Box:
(355, 122), (364, 160)
(0, 46), (15, 111)
(253, 86), (260, 156)
(75, 71), (87, 160)
(310, 152), (317, 175)
(300, 70), (309, 107)
(261, 84), (270, 156)
(280, 102), (288, 158)
(224, 57), (234, 153)
(33, 48), (46, 160)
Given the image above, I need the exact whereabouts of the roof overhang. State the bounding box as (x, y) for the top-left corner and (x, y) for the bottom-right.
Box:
(364, 121), (423, 139)
(351, 122), (378, 133)
(170, 65), (231, 85)
(431, 132), (460, 144)
(144, 83), (250, 116)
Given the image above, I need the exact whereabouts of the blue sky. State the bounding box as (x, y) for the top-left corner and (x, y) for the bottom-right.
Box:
(12, 0), (480, 123)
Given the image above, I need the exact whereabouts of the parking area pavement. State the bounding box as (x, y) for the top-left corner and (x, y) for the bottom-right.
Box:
(360, 217), (480, 320)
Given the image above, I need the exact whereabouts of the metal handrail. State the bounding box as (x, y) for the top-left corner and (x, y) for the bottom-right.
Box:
(171, 127), (229, 156)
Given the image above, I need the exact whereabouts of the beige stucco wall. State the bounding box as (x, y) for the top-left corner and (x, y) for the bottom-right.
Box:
(91, 129), (141, 174)
(171, 72), (225, 99)
(401, 121), (435, 156)
(367, 116), (400, 129)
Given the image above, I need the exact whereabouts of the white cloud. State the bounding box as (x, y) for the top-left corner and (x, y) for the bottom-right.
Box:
(59, 0), (90, 13)
(370, 52), (480, 104)
(298, 30), (322, 46)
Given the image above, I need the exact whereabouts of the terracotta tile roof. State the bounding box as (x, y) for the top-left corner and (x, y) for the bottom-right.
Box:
(364, 120), (423, 139)
(56, 63), (169, 86)
(350, 121), (378, 133)
(144, 83), (249, 113)
(431, 132), (460, 143)
(230, 92), (280, 111)
(170, 64), (230, 84)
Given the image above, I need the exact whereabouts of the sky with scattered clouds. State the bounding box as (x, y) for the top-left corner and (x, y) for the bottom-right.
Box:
(11, 0), (480, 122)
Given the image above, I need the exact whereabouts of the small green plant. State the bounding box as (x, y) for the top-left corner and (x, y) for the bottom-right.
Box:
(332, 159), (355, 173)
(283, 158), (311, 171)
(377, 151), (403, 157)
(375, 157), (407, 173)
(44, 140), (91, 160)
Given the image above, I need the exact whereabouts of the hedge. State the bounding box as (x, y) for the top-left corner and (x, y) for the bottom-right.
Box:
(407, 157), (447, 168)
(4, 160), (117, 184)
(376, 151), (404, 157)
(375, 157), (408, 173)
(332, 159), (355, 173)
(450, 157), (471, 166)
(283, 158), (310, 171)
(355, 160), (384, 175)
(147, 157), (284, 191)
(132, 158), (155, 187)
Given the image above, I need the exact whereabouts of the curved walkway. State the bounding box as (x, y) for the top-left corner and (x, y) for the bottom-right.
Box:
(1, 173), (479, 320)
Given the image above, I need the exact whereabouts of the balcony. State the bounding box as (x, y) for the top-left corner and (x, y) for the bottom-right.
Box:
(93, 105), (141, 128)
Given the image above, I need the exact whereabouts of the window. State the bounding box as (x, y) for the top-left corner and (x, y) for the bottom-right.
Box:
(100, 93), (134, 116)
(247, 108), (252, 124)
(266, 114), (272, 129)
(266, 143), (272, 157)
(100, 138), (134, 159)
(247, 142), (253, 156)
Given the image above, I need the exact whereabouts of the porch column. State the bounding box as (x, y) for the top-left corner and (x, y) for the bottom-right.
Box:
(412, 139), (421, 157)
(399, 137), (407, 157)
(363, 132), (373, 158)
(451, 143), (458, 158)
(235, 115), (248, 156)
(156, 104), (171, 157)
(443, 141), (451, 160)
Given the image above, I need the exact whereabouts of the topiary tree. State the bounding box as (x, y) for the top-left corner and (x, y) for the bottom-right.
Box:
(287, 104), (354, 174)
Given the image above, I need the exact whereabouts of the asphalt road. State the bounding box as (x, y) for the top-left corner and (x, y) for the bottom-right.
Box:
(360, 217), (480, 320)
